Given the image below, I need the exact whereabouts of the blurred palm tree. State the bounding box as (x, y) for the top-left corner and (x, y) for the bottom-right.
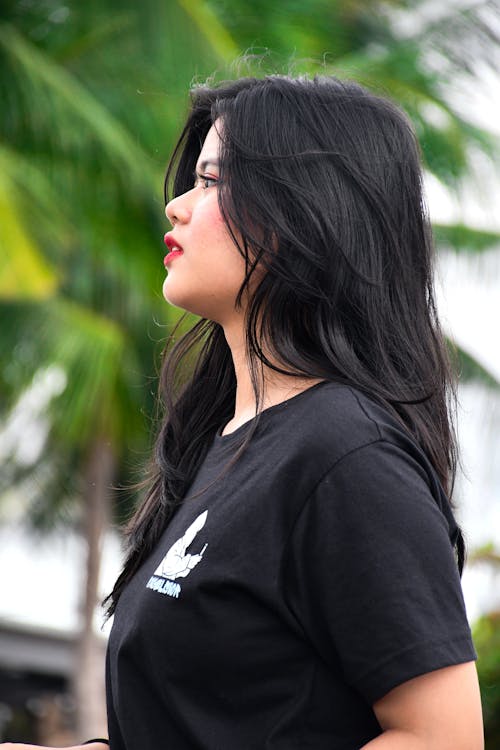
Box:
(1, 0), (499, 739)
(0, 0), (228, 737)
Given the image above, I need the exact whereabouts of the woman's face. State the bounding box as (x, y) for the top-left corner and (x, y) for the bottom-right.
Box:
(163, 122), (247, 325)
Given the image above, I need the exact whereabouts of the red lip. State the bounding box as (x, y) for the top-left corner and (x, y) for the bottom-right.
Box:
(164, 250), (184, 266)
(164, 232), (183, 251)
(163, 233), (184, 267)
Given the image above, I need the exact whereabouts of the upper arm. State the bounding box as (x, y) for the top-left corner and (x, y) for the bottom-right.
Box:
(372, 661), (484, 750)
(285, 440), (476, 702)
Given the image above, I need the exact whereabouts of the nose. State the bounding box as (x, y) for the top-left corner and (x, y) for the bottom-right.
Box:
(165, 188), (194, 226)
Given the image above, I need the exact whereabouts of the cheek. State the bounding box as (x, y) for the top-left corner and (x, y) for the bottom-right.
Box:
(196, 191), (224, 222)
(199, 202), (234, 251)
(197, 204), (245, 277)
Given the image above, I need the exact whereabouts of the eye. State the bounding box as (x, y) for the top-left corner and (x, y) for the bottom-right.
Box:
(194, 174), (218, 190)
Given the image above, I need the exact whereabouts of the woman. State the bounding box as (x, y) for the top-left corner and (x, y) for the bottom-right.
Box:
(2, 75), (483, 750)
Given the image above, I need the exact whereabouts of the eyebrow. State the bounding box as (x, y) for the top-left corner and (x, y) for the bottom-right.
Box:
(195, 159), (219, 174)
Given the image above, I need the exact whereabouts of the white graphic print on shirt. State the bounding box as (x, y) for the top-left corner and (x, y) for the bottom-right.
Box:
(146, 510), (208, 599)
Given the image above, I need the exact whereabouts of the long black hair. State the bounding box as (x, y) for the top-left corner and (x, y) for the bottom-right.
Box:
(106, 75), (461, 615)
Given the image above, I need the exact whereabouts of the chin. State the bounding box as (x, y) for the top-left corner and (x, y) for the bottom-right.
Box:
(163, 281), (190, 313)
(162, 279), (206, 318)
(162, 277), (243, 324)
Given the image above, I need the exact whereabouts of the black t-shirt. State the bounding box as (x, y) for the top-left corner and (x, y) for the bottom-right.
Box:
(106, 382), (475, 749)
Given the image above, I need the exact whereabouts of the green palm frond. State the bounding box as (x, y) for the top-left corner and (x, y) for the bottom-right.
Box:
(0, 22), (157, 189)
(178, 0), (240, 61)
(452, 341), (500, 388)
(56, 13), (134, 64)
(0, 295), (148, 444)
(412, 0), (500, 76)
(34, 298), (126, 442)
(435, 224), (500, 255)
(0, 174), (59, 299)
(0, 143), (75, 251)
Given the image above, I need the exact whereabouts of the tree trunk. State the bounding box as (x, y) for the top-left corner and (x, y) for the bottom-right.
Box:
(73, 437), (114, 740)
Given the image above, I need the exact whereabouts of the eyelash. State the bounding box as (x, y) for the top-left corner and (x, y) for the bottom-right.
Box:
(194, 174), (218, 190)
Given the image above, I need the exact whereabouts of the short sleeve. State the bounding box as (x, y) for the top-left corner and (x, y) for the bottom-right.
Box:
(283, 439), (476, 705)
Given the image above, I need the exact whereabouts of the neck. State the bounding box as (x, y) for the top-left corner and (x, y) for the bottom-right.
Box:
(221, 319), (323, 435)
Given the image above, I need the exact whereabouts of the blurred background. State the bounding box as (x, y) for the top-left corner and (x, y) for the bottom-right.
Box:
(0, 0), (499, 746)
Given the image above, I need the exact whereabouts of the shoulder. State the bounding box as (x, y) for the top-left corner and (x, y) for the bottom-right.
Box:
(276, 381), (418, 467)
(274, 381), (454, 523)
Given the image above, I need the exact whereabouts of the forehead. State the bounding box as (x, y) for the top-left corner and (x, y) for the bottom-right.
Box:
(197, 122), (222, 167)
